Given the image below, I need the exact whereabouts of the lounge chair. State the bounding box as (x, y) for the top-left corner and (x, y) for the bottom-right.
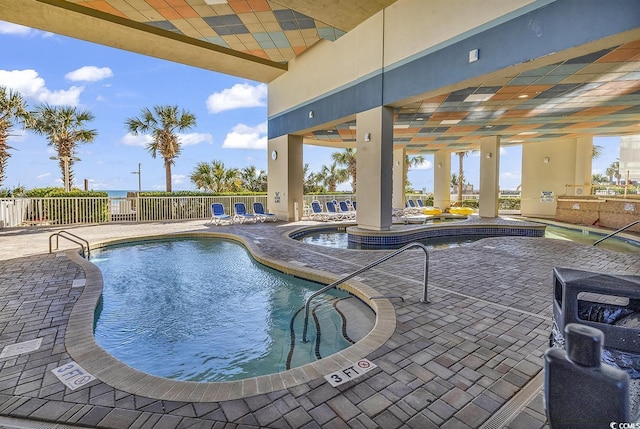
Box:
(416, 199), (425, 208)
(338, 201), (356, 220)
(210, 203), (234, 225)
(253, 202), (277, 222)
(405, 199), (421, 214)
(233, 202), (258, 224)
(309, 200), (338, 221)
(326, 201), (345, 220)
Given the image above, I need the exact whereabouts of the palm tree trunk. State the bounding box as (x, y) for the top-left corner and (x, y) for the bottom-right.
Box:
(165, 159), (172, 192)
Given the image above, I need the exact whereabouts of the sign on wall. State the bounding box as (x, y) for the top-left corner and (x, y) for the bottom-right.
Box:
(541, 191), (555, 203)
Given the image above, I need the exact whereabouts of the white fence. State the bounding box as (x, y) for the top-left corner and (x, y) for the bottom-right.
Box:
(0, 195), (270, 228)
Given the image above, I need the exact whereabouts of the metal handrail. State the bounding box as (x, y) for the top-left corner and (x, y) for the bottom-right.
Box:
(593, 220), (640, 246)
(301, 242), (429, 342)
(49, 231), (90, 258)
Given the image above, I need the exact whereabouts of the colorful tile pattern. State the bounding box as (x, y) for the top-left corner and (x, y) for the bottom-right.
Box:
(70, 0), (345, 63)
(306, 41), (640, 153)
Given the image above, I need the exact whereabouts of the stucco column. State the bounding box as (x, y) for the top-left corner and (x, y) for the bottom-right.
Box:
(267, 134), (303, 221)
(392, 147), (406, 209)
(521, 137), (592, 217)
(479, 136), (500, 218)
(356, 106), (393, 231)
(433, 151), (451, 209)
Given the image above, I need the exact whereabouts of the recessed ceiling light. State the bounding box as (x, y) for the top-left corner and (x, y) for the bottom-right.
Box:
(484, 125), (494, 128)
(394, 124), (410, 129)
(416, 117), (424, 121)
(464, 93), (494, 102)
(518, 131), (537, 135)
(204, 0), (228, 4)
(518, 94), (530, 99)
(327, 130), (333, 133)
(441, 119), (461, 125)
(509, 139), (525, 143)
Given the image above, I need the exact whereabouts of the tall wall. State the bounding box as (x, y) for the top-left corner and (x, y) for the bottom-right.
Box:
(268, 0), (537, 118)
(521, 138), (592, 217)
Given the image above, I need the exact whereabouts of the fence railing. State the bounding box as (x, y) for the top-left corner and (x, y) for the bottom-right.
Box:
(0, 195), (270, 228)
(0, 193), (523, 228)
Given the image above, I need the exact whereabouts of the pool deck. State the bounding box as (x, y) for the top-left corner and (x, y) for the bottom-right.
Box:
(0, 216), (638, 428)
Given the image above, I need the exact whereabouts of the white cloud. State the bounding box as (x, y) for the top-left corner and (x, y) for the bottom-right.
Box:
(119, 132), (211, 147)
(120, 133), (151, 147)
(180, 132), (212, 146)
(172, 174), (186, 185)
(222, 122), (267, 149)
(501, 171), (521, 181)
(0, 69), (84, 105)
(206, 83), (267, 114)
(65, 66), (113, 82)
(0, 22), (36, 36)
(410, 159), (433, 170)
(36, 173), (51, 179)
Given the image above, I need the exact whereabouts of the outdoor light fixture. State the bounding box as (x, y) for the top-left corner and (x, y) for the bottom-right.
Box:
(438, 163), (442, 168)
(486, 152), (492, 159)
(364, 133), (371, 142)
(131, 163), (141, 193)
(544, 157), (550, 164)
(308, 111), (314, 119)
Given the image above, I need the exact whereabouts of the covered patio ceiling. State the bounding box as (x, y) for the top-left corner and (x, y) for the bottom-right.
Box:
(304, 37), (640, 153)
(1, 1), (639, 154)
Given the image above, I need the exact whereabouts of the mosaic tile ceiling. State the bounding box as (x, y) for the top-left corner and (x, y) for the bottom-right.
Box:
(69, 0), (345, 63)
(307, 40), (640, 153)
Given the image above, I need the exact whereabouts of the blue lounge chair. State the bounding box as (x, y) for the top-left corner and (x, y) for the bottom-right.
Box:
(253, 202), (277, 222)
(210, 203), (233, 225)
(234, 202), (258, 224)
(326, 201), (345, 220)
(338, 201), (356, 219)
(309, 200), (339, 221)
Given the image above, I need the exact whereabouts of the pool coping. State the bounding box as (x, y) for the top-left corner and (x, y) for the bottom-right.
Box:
(63, 231), (396, 402)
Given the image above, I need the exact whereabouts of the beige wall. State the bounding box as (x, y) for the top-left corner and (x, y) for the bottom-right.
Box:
(392, 148), (406, 209)
(267, 135), (303, 221)
(433, 151), (451, 209)
(355, 106), (394, 231)
(521, 138), (593, 217)
(384, 0), (537, 67)
(478, 136), (500, 217)
(269, 0), (538, 117)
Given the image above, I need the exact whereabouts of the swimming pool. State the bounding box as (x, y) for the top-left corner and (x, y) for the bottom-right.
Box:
(296, 225), (640, 253)
(92, 238), (373, 382)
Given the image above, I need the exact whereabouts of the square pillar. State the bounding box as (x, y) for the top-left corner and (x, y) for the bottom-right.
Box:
(392, 147), (406, 209)
(356, 106), (393, 231)
(479, 136), (500, 218)
(433, 151), (451, 209)
(267, 134), (303, 221)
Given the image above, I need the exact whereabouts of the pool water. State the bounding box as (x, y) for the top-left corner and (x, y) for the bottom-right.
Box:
(92, 238), (357, 382)
(298, 226), (639, 253)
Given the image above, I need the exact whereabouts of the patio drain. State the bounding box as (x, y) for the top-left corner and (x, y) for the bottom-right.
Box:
(479, 370), (544, 429)
(0, 339), (42, 359)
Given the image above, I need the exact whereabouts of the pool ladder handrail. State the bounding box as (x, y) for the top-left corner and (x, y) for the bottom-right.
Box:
(49, 231), (90, 258)
(301, 242), (429, 343)
(593, 220), (640, 246)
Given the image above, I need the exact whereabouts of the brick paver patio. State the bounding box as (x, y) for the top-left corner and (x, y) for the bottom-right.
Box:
(0, 217), (637, 428)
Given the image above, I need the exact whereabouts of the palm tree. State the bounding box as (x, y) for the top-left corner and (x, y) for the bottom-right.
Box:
(240, 165), (267, 192)
(455, 151), (468, 204)
(593, 144), (603, 159)
(319, 161), (348, 192)
(405, 155), (425, 189)
(27, 104), (97, 191)
(606, 160), (620, 185)
(126, 105), (196, 192)
(190, 160), (239, 193)
(303, 163), (324, 193)
(0, 87), (29, 187)
(332, 148), (357, 192)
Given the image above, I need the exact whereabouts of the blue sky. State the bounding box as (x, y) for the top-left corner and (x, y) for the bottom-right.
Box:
(0, 21), (621, 193)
